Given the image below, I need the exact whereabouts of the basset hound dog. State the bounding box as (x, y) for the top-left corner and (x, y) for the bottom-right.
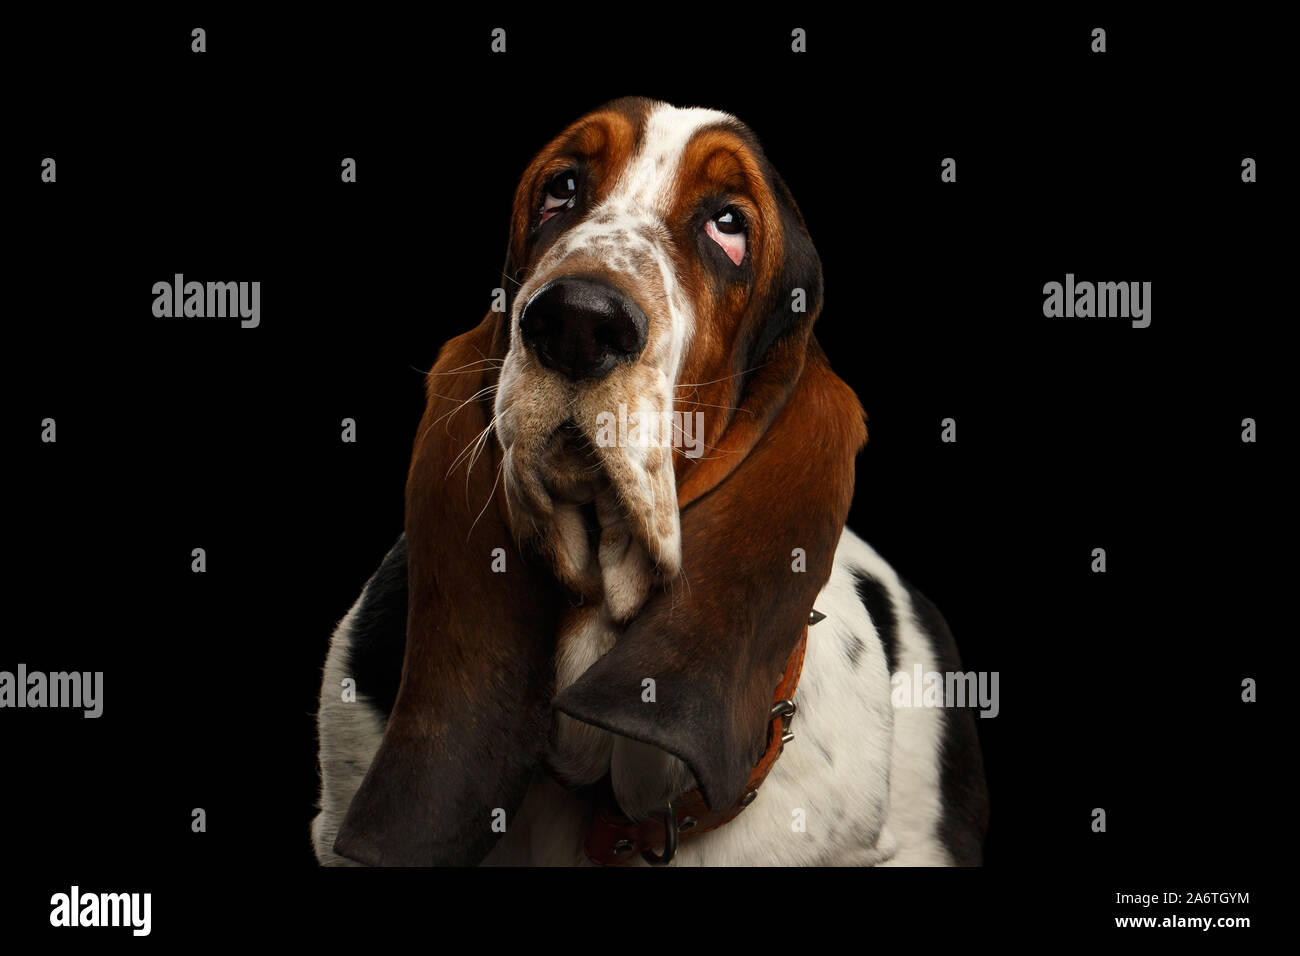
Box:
(312, 97), (989, 866)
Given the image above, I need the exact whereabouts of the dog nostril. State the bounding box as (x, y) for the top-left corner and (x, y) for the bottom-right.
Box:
(520, 277), (648, 381)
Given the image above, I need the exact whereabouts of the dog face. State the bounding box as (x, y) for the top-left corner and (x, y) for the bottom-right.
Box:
(494, 97), (820, 620)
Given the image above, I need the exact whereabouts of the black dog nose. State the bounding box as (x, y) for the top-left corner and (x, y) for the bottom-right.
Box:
(519, 278), (648, 380)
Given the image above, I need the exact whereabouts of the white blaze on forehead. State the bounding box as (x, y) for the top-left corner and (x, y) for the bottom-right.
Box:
(612, 104), (736, 213)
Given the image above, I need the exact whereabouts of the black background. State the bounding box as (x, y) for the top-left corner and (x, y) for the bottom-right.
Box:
(6, 8), (1281, 942)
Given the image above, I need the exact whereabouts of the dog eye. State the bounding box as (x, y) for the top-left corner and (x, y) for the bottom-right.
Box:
(713, 207), (746, 235)
(539, 170), (578, 224)
(706, 206), (747, 266)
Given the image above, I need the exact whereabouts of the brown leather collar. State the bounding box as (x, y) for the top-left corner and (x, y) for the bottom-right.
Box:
(584, 617), (813, 866)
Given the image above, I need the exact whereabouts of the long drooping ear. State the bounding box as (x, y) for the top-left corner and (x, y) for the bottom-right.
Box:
(556, 347), (864, 811)
(334, 313), (564, 866)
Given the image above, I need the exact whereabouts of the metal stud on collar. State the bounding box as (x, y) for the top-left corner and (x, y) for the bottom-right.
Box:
(771, 699), (798, 720)
(771, 698), (798, 746)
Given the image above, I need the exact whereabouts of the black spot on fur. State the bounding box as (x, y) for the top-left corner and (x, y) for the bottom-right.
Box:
(344, 534), (408, 721)
(843, 634), (866, 668)
(852, 571), (898, 673)
(902, 579), (990, 866)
